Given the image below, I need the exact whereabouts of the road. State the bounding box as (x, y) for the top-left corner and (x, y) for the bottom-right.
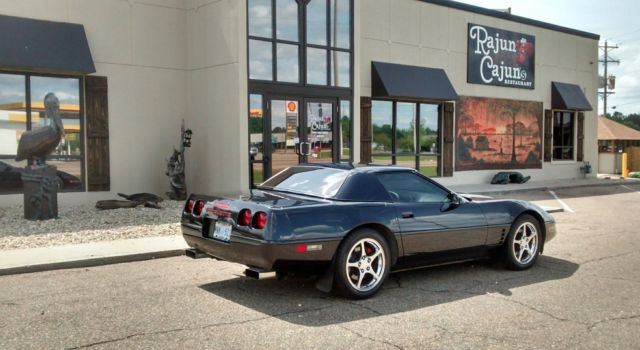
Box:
(1, 184), (640, 349)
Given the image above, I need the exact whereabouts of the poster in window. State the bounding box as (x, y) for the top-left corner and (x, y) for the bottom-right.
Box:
(467, 23), (535, 89)
(455, 96), (542, 171)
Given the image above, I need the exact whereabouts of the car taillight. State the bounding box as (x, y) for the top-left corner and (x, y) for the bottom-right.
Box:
(194, 200), (205, 216)
(186, 199), (195, 213)
(238, 209), (252, 226)
(252, 212), (268, 229)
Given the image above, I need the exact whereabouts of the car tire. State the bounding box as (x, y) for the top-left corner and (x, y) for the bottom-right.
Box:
(334, 228), (390, 299)
(504, 214), (542, 270)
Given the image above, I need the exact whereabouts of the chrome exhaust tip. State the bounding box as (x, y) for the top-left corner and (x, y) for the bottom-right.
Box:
(244, 267), (276, 279)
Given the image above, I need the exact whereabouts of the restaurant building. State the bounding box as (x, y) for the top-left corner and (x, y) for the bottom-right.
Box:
(0, 0), (599, 205)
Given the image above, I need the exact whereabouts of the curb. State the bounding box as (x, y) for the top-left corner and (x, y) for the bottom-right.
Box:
(457, 180), (640, 196)
(0, 249), (185, 277)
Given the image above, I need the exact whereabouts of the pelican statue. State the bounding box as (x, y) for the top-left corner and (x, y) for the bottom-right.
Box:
(16, 93), (65, 165)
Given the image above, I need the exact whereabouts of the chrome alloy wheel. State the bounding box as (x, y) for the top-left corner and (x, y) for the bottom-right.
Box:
(512, 222), (538, 265)
(345, 238), (386, 292)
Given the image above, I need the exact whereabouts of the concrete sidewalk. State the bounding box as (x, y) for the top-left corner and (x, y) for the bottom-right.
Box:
(0, 235), (188, 276)
(448, 176), (640, 195)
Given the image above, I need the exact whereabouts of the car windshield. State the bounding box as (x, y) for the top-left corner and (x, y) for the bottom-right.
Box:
(258, 166), (349, 198)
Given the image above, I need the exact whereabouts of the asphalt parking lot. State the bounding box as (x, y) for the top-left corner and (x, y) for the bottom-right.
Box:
(1, 184), (639, 349)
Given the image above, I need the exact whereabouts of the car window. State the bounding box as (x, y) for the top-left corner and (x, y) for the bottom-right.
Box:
(259, 166), (349, 198)
(376, 171), (449, 203)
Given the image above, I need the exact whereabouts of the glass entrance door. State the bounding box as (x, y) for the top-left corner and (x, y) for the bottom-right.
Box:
(269, 98), (301, 177)
(304, 100), (335, 164)
(252, 96), (338, 185)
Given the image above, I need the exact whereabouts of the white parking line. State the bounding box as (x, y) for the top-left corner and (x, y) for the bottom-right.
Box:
(548, 190), (575, 213)
(621, 185), (640, 193)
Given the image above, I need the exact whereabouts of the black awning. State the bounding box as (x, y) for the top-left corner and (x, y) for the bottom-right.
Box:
(551, 82), (592, 111)
(372, 61), (458, 101)
(0, 15), (95, 75)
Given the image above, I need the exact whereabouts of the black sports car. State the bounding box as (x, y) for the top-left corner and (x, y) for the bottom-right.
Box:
(182, 164), (556, 299)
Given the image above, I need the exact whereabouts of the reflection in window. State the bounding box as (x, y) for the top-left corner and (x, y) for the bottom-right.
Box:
(248, 0), (272, 38)
(249, 94), (264, 186)
(339, 100), (351, 161)
(553, 111), (574, 160)
(249, 39), (273, 80)
(276, 43), (299, 83)
(330, 50), (350, 87)
(30, 76), (82, 190)
(396, 102), (416, 159)
(372, 101), (392, 164)
(419, 104), (439, 176)
(276, 0), (298, 41)
(1, 73), (83, 193)
(306, 47), (327, 85)
(306, 0), (327, 45)
(371, 100), (441, 176)
(0, 73), (28, 193)
(330, 0), (350, 49)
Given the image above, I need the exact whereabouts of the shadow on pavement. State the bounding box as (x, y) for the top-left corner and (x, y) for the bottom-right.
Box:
(199, 255), (578, 327)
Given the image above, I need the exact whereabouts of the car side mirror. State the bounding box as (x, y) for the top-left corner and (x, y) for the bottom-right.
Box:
(442, 193), (462, 211)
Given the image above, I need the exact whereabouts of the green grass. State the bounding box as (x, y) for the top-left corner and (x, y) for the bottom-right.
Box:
(371, 154), (437, 162)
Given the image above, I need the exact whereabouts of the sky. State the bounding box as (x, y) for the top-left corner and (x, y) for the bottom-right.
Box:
(455, 0), (640, 116)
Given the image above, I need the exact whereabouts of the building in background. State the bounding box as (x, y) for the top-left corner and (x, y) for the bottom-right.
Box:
(0, 0), (599, 206)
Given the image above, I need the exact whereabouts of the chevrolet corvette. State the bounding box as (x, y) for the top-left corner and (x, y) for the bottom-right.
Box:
(182, 164), (555, 299)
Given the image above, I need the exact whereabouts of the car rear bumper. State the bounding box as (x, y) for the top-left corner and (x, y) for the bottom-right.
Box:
(181, 224), (339, 271)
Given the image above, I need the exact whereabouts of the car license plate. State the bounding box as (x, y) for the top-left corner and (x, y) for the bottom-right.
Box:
(210, 221), (232, 242)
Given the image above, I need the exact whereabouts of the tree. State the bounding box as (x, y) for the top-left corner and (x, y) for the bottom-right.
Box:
(458, 114), (474, 135)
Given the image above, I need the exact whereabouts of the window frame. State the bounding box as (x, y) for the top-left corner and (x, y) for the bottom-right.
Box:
(247, 0), (354, 90)
(0, 69), (86, 193)
(551, 110), (576, 162)
(371, 98), (443, 177)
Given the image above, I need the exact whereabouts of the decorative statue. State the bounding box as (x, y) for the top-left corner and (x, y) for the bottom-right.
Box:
(16, 93), (64, 220)
(166, 120), (192, 200)
(16, 93), (65, 164)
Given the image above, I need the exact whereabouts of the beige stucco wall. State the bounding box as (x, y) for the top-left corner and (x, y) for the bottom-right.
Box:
(0, 0), (189, 206)
(185, 0), (249, 197)
(358, 0), (600, 186)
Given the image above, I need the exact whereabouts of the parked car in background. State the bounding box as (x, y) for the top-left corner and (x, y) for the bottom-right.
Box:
(182, 164), (556, 299)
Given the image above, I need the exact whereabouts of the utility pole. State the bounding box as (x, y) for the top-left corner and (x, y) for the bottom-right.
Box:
(599, 41), (620, 117)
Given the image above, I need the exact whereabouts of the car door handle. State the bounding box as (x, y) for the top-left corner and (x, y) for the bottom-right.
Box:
(401, 212), (414, 218)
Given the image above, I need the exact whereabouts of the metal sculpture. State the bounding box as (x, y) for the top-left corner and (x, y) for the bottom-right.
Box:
(166, 120), (192, 200)
(16, 93), (64, 220)
(16, 93), (65, 164)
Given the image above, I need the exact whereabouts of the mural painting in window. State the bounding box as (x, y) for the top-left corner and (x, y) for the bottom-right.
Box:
(455, 96), (542, 171)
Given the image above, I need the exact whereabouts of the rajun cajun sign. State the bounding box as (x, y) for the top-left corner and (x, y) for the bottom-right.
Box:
(467, 23), (535, 89)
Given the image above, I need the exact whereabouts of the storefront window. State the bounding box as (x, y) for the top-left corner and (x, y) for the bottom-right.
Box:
(371, 100), (441, 176)
(248, 0), (352, 88)
(249, 94), (264, 186)
(249, 39), (273, 80)
(372, 101), (393, 164)
(330, 0), (350, 49)
(306, 47), (327, 85)
(276, 43), (299, 83)
(419, 104), (440, 176)
(275, 0), (298, 41)
(306, 0), (327, 45)
(248, 0), (272, 38)
(553, 111), (574, 160)
(339, 100), (351, 161)
(330, 51), (350, 88)
(0, 72), (84, 193)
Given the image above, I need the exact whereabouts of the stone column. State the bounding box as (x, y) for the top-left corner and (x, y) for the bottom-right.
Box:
(21, 165), (58, 220)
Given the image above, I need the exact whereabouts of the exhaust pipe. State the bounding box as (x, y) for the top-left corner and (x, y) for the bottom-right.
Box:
(244, 267), (276, 280)
(185, 248), (208, 259)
